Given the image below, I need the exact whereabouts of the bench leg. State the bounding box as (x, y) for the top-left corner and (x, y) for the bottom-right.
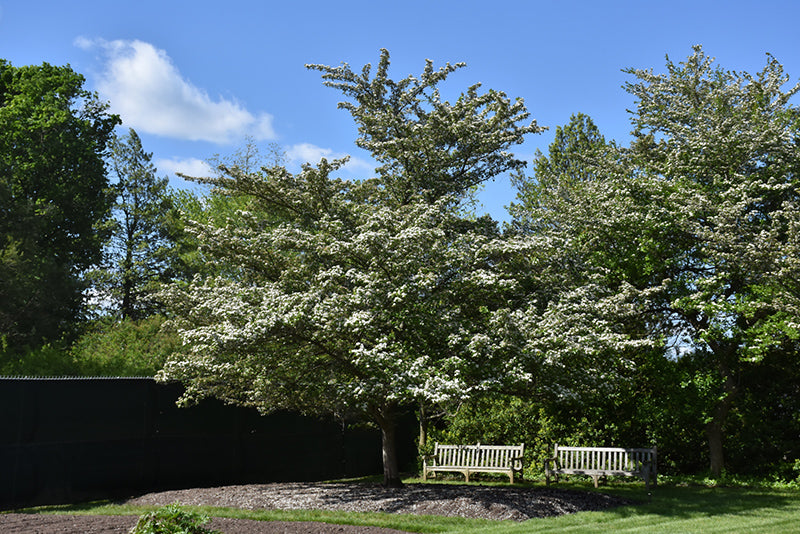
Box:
(592, 475), (599, 488)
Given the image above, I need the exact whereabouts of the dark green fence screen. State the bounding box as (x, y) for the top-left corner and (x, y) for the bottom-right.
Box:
(0, 378), (415, 509)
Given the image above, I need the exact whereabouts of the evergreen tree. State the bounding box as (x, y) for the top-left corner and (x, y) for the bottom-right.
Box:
(100, 128), (176, 319)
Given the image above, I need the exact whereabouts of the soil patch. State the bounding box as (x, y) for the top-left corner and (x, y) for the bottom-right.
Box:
(0, 514), (407, 533)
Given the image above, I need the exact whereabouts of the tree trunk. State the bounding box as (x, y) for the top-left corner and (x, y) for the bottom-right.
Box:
(374, 404), (403, 488)
(121, 236), (135, 319)
(418, 402), (427, 452)
(705, 418), (726, 478)
(705, 350), (738, 478)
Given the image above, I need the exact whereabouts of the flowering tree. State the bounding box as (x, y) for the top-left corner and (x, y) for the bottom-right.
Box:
(511, 47), (800, 475)
(159, 50), (541, 487)
(509, 113), (613, 234)
(507, 113), (661, 419)
(624, 47), (800, 475)
(307, 49), (541, 207)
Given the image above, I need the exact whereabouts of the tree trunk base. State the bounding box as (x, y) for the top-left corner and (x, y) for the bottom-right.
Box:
(383, 477), (404, 488)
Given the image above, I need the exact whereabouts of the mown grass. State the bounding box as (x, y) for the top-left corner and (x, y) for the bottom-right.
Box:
(9, 478), (800, 533)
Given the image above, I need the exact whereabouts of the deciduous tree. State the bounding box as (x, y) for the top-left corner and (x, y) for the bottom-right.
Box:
(508, 112), (612, 234)
(512, 47), (800, 476)
(0, 60), (119, 348)
(625, 47), (800, 475)
(159, 50), (542, 487)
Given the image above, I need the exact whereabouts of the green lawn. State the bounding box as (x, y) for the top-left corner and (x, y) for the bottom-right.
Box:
(10, 480), (800, 533)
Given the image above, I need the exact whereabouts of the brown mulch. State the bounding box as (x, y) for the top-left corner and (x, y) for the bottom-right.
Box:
(0, 481), (633, 533)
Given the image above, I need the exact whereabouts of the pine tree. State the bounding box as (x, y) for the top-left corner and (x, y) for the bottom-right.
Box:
(100, 129), (176, 319)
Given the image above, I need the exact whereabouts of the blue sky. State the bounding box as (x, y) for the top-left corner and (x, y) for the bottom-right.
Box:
(2, 0), (799, 222)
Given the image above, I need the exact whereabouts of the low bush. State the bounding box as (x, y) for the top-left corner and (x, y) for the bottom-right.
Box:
(70, 315), (179, 376)
(130, 503), (220, 534)
(0, 337), (79, 376)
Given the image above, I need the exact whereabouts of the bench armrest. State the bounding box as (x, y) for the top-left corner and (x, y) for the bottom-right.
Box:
(543, 456), (559, 470)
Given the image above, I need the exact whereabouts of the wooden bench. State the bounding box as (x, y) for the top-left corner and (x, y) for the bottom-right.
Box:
(422, 443), (524, 483)
(545, 444), (657, 489)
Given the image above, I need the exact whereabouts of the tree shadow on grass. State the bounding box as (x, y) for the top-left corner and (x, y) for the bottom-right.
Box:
(595, 483), (798, 521)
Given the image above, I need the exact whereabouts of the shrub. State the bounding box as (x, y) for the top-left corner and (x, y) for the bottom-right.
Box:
(0, 336), (79, 376)
(70, 315), (179, 376)
(130, 503), (220, 534)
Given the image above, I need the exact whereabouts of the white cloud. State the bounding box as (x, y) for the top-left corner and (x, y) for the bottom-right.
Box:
(156, 157), (214, 181)
(286, 143), (374, 174)
(286, 142), (335, 164)
(77, 38), (275, 144)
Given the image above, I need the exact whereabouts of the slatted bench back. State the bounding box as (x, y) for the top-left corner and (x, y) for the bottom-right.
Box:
(546, 444), (657, 489)
(435, 443), (524, 468)
(555, 445), (655, 475)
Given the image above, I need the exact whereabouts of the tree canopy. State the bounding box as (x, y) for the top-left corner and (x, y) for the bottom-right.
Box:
(158, 50), (541, 486)
(307, 49), (542, 206)
(4, 48), (799, 480)
(0, 60), (119, 348)
(624, 47), (800, 475)
(509, 46), (800, 476)
(94, 128), (176, 319)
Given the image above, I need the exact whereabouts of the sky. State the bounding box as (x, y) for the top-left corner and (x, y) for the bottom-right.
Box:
(2, 0), (799, 222)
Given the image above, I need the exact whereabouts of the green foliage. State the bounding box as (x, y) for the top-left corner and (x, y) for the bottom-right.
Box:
(720, 345), (800, 479)
(428, 378), (676, 478)
(94, 129), (178, 320)
(0, 316), (178, 376)
(163, 139), (289, 283)
(159, 50), (542, 487)
(508, 46), (800, 478)
(130, 503), (220, 534)
(428, 395), (559, 474)
(508, 112), (611, 234)
(70, 315), (179, 376)
(0, 337), (79, 376)
(0, 59), (120, 348)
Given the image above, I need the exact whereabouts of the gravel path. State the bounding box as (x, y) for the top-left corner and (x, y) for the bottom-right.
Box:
(1, 482), (633, 533)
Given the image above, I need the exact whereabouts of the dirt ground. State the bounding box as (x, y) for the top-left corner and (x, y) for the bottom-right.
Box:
(0, 481), (633, 533)
(0, 514), (408, 533)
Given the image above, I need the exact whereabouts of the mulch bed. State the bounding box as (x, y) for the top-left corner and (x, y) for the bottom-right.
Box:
(0, 481), (634, 533)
